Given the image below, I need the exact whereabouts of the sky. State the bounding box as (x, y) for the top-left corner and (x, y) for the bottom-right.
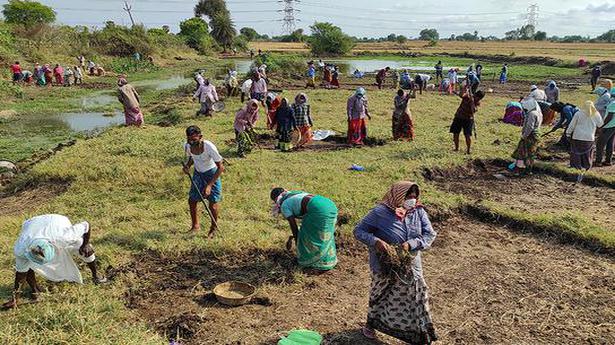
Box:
(1, 0), (614, 38)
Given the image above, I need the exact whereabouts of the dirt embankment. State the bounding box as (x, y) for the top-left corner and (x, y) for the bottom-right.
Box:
(111, 208), (615, 344)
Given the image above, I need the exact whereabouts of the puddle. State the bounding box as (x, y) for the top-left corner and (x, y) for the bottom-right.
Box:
(54, 111), (124, 132)
(133, 75), (191, 91)
(78, 91), (117, 108)
(327, 59), (456, 74)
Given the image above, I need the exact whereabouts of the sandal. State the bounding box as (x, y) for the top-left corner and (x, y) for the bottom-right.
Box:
(362, 326), (376, 340)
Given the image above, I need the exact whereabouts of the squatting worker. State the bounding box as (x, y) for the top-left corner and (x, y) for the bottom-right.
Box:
(450, 90), (485, 154)
(270, 187), (338, 271)
(3, 214), (107, 309)
(183, 125), (224, 238)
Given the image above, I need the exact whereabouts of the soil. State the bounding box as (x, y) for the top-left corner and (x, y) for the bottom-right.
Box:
(0, 179), (70, 216)
(115, 213), (615, 345)
(424, 159), (615, 231)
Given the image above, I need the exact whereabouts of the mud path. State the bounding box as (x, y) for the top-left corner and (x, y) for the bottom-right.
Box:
(425, 160), (615, 231)
(116, 214), (614, 344)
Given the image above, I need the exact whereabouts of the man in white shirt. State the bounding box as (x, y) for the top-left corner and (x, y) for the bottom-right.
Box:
(183, 125), (225, 237)
(528, 85), (547, 102)
(3, 214), (106, 309)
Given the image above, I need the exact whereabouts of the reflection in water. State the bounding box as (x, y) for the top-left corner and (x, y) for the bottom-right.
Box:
(79, 92), (117, 108)
(54, 111), (124, 132)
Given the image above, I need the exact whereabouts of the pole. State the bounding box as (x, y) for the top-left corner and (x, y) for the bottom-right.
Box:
(123, 1), (135, 27)
(182, 163), (219, 230)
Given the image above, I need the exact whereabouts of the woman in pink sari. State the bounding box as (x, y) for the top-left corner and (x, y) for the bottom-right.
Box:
(117, 77), (144, 127)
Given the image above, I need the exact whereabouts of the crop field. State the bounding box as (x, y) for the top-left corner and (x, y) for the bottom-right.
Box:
(1, 49), (614, 344)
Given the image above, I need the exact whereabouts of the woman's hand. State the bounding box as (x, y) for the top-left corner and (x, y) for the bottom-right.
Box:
(375, 239), (390, 253)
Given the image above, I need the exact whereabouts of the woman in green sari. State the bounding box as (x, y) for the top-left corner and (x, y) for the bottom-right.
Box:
(270, 187), (338, 271)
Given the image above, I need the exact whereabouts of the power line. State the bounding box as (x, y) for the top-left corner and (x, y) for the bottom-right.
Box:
(526, 4), (539, 27)
(280, 0), (299, 34)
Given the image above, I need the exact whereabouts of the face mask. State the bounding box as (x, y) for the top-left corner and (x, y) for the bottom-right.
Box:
(189, 140), (200, 147)
(403, 198), (417, 210)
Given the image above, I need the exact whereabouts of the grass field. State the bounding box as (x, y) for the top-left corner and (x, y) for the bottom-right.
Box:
(250, 41), (615, 63)
(1, 57), (614, 344)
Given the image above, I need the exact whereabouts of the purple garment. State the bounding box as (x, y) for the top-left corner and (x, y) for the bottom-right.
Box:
(353, 204), (436, 276)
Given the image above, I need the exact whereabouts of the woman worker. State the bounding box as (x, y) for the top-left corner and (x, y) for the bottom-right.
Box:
(354, 181), (437, 344)
(270, 188), (338, 271)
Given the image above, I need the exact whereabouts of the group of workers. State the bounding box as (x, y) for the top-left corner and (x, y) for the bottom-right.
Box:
(9, 56), (104, 87)
(7, 53), (615, 345)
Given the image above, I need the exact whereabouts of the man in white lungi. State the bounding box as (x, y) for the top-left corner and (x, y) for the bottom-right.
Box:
(3, 214), (107, 309)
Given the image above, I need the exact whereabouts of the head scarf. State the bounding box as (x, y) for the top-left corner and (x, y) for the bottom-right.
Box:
(271, 189), (289, 217)
(381, 181), (421, 220)
(594, 86), (608, 96)
(266, 92), (277, 101)
(521, 98), (539, 112)
(355, 87), (366, 97)
(117, 76), (128, 87)
(244, 99), (259, 114)
(25, 239), (56, 265)
(530, 85), (538, 91)
(582, 100), (600, 118)
(603, 79), (613, 90)
(548, 81), (556, 89)
(280, 97), (290, 108)
(294, 93), (308, 104)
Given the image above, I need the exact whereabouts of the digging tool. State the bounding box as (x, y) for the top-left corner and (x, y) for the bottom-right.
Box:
(182, 162), (219, 231)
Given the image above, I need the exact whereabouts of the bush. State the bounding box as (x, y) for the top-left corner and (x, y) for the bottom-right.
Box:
(109, 57), (159, 74)
(2, 0), (55, 28)
(307, 22), (354, 56)
(252, 53), (306, 78)
(91, 23), (153, 57)
(0, 21), (18, 65)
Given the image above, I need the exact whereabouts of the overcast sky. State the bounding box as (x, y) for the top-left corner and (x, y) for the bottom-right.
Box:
(1, 0), (614, 38)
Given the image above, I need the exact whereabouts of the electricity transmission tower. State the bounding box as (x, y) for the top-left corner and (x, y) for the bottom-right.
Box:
(526, 4), (539, 27)
(278, 0), (300, 35)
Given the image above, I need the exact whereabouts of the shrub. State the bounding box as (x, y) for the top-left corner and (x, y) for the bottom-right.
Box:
(91, 23), (153, 57)
(2, 0), (55, 28)
(252, 53), (305, 78)
(109, 57), (159, 74)
(307, 22), (354, 56)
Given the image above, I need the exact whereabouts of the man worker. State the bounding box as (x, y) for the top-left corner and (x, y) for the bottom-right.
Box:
(450, 90), (485, 154)
(414, 73), (431, 94)
(591, 65), (602, 91)
(3, 214), (107, 309)
(434, 61), (443, 84)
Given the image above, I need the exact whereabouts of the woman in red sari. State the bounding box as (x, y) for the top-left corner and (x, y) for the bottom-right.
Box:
(347, 88), (371, 145)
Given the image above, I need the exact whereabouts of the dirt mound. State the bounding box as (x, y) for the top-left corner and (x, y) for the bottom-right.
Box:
(424, 159), (615, 253)
(437, 52), (564, 66)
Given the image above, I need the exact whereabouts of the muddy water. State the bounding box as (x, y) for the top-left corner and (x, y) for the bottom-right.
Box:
(55, 111), (124, 132)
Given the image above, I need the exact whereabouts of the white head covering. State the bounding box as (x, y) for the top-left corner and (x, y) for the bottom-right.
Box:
(521, 98), (539, 112)
(530, 85), (538, 91)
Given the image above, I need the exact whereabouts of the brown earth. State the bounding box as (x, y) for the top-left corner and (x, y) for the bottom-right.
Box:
(424, 159), (615, 231)
(0, 179), (70, 216)
(113, 214), (615, 345)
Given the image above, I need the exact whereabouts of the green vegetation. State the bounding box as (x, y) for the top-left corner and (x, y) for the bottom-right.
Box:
(419, 28), (439, 41)
(252, 53), (306, 77)
(179, 17), (217, 54)
(308, 22), (355, 56)
(2, 0), (55, 27)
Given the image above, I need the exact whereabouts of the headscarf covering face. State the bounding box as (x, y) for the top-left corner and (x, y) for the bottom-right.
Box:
(245, 99), (259, 114)
(582, 100), (600, 118)
(280, 97), (290, 108)
(355, 87), (366, 97)
(603, 79), (613, 90)
(271, 189), (289, 217)
(295, 93), (308, 104)
(548, 80), (556, 89)
(381, 181), (420, 211)
(594, 86), (608, 96)
(530, 85), (538, 91)
(25, 239), (56, 265)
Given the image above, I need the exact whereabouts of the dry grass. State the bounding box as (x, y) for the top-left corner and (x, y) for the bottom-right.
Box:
(250, 41), (615, 62)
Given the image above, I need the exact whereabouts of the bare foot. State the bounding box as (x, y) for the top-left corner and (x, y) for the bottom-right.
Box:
(190, 224), (200, 232)
(207, 228), (217, 239)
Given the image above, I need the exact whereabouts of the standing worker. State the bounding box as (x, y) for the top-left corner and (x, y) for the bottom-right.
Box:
(500, 64), (508, 84)
(306, 62), (316, 89)
(117, 76), (144, 127)
(10, 61), (22, 84)
(591, 64), (602, 91)
(434, 61), (443, 84)
(347, 88), (371, 145)
(193, 78), (219, 117)
(2, 214), (107, 309)
(183, 125), (224, 237)
(449, 90), (485, 154)
(595, 89), (615, 166)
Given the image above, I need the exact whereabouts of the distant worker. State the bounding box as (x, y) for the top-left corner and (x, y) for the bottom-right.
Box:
(117, 76), (144, 127)
(434, 60), (443, 84)
(528, 85), (547, 102)
(414, 73), (431, 94)
(306, 62), (316, 89)
(591, 64), (602, 91)
(376, 67), (390, 90)
(500, 63), (508, 84)
(450, 90), (485, 154)
(73, 66), (83, 85)
(10, 61), (22, 84)
(545, 81), (560, 103)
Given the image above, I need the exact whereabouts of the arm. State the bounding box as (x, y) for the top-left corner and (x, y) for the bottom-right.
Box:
(307, 105), (313, 126)
(405, 209), (437, 251)
(353, 210), (378, 247)
(346, 98), (353, 120)
(287, 217), (300, 243)
(365, 99), (371, 120)
(601, 112), (614, 129)
(133, 89), (140, 104)
(212, 86), (219, 102)
(522, 113), (536, 139)
(193, 87), (201, 99)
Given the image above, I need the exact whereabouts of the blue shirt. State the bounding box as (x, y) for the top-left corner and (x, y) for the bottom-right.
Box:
(554, 105), (579, 130)
(307, 67), (315, 77)
(353, 204), (436, 275)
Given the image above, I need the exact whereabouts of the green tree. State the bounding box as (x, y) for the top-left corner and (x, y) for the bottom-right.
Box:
(419, 28), (439, 41)
(239, 27), (259, 41)
(395, 35), (408, 44)
(519, 25), (535, 40)
(210, 12), (236, 52)
(194, 0), (228, 18)
(596, 29), (615, 42)
(533, 31), (547, 41)
(307, 22), (354, 56)
(2, 0), (55, 27)
(179, 17), (213, 52)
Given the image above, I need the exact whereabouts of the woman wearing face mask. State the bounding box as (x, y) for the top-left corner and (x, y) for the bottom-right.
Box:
(354, 182), (437, 344)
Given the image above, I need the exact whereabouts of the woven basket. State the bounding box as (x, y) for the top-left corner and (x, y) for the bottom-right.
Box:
(213, 281), (256, 306)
